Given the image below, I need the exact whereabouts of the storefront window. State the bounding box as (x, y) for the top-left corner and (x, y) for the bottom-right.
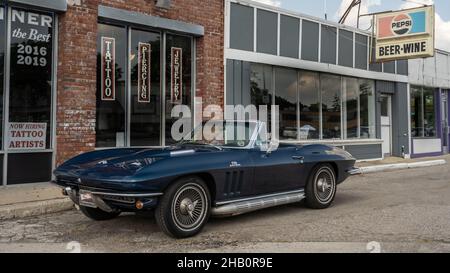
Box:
(299, 71), (320, 140)
(130, 29), (161, 146)
(359, 79), (375, 139)
(321, 74), (342, 139)
(411, 86), (436, 138)
(248, 65), (376, 142)
(343, 77), (359, 139)
(411, 86), (423, 137)
(165, 34), (192, 145)
(96, 24), (127, 147)
(424, 88), (436, 137)
(251, 64), (273, 129)
(275, 68), (298, 140)
(9, 8), (54, 150)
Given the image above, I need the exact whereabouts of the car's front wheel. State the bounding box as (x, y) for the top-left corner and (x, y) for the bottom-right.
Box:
(155, 177), (211, 238)
(305, 164), (337, 209)
(79, 206), (121, 221)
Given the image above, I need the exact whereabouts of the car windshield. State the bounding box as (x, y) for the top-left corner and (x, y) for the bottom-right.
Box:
(177, 121), (257, 149)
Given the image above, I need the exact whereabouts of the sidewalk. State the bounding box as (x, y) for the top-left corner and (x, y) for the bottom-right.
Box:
(356, 154), (450, 167)
(0, 183), (73, 220)
(353, 154), (449, 174)
(0, 154), (448, 220)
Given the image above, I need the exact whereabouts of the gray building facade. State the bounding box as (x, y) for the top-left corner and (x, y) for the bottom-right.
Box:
(225, 0), (411, 160)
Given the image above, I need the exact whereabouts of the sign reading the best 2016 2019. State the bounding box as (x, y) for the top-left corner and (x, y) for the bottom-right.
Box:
(171, 47), (183, 104)
(138, 42), (151, 103)
(8, 123), (47, 150)
(101, 37), (116, 101)
(375, 6), (435, 61)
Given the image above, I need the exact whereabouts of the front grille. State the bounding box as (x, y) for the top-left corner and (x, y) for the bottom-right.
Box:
(99, 195), (135, 204)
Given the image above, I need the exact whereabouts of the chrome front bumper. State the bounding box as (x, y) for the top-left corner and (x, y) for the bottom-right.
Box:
(59, 185), (163, 212)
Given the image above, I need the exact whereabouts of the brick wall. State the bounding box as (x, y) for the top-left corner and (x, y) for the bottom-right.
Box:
(56, 0), (224, 165)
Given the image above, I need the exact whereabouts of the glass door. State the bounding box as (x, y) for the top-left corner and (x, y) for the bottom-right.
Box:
(380, 95), (392, 156)
(130, 29), (161, 147)
(442, 91), (448, 153)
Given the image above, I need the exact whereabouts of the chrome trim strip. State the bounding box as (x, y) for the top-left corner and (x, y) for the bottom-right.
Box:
(90, 192), (163, 198)
(215, 189), (305, 206)
(170, 150), (195, 156)
(212, 190), (306, 217)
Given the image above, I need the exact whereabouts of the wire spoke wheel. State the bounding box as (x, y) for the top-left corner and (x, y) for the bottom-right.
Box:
(171, 183), (208, 232)
(313, 167), (336, 204)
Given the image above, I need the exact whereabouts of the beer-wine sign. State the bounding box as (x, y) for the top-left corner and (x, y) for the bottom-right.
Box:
(171, 47), (183, 104)
(375, 6), (435, 61)
(101, 37), (116, 101)
(138, 42), (151, 103)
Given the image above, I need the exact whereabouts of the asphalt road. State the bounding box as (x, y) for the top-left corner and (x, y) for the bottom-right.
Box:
(1, 162), (450, 253)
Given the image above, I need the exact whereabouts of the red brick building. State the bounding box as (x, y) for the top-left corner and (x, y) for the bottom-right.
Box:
(0, 0), (224, 185)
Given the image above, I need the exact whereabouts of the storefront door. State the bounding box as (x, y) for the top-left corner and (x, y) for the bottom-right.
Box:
(380, 95), (392, 156)
(96, 23), (194, 149)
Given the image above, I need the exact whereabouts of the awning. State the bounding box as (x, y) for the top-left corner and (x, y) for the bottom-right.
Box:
(98, 5), (204, 37)
(7, 0), (67, 12)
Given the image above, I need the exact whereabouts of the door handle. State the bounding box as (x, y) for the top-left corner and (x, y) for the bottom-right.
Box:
(292, 156), (305, 161)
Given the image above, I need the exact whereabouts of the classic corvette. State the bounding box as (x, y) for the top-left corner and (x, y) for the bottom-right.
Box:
(53, 121), (356, 238)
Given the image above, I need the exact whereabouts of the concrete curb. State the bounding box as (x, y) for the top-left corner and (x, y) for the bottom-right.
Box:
(353, 160), (447, 175)
(0, 198), (74, 221)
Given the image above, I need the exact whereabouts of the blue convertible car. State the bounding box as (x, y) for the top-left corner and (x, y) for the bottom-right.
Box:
(53, 121), (356, 238)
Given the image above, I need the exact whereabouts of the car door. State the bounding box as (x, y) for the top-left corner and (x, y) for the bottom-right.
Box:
(250, 144), (306, 195)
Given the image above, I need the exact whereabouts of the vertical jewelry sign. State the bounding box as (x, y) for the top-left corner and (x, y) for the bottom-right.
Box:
(171, 47), (183, 104)
(101, 37), (116, 101)
(138, 42), (151, 103)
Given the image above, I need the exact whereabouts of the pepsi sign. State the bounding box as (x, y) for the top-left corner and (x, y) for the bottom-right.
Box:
(375, 6), (434, 61)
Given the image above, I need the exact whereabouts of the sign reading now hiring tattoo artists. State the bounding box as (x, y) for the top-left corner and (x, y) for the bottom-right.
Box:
(8, 123), (47, 150)
(101, 37), (116, 101)
(171, 47), (183, 104)
(375, 6), (435, 61)
(138, 43), (151, 103)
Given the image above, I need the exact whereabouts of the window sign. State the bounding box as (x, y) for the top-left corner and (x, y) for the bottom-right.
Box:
(9, 8), (54, 150)
(171, 47), (183, 104)
(101, 37), (116, 101)
(8, 123), (47, 150)
(138, 42), (151, 103)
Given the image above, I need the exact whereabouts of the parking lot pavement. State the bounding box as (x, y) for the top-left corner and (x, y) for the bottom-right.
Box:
(1, 161), (450, 253)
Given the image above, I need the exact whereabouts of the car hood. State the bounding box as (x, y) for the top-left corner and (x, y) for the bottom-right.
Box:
(55, 145), (215, 180)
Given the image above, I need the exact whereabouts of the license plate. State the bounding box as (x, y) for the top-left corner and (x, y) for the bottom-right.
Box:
(79, 190), (97, 208)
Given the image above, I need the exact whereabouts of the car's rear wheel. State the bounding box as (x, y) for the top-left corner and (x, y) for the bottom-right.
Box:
(155, 177), (211, 238)
(305, 164), (337, 209)
(79, 206), (121, 221)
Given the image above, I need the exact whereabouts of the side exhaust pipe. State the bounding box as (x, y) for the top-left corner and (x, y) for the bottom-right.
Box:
(211, 190), (305, 217)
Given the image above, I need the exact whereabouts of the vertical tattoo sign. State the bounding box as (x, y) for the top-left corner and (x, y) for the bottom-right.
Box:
(171, 47), (183, 104)
(101, 37), (116, 101)
(138, 42), (151, 103)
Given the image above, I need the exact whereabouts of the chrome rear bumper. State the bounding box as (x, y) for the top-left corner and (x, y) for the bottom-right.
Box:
(347, 167), (362, 175)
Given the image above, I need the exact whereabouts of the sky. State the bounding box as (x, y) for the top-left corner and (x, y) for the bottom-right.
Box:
(252, 0), (450, 51)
